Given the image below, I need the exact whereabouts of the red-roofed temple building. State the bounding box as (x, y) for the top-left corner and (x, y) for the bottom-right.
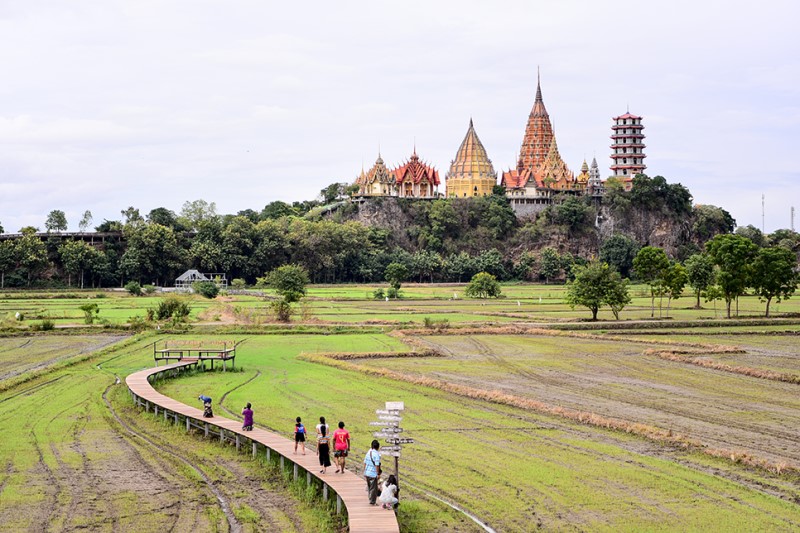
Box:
(394, 150), (440, 198)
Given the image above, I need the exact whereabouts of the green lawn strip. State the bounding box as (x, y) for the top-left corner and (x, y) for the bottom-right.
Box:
(155, 334), (800, 531)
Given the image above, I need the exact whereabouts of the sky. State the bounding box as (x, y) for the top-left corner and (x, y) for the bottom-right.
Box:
(1, 0), (798, 233)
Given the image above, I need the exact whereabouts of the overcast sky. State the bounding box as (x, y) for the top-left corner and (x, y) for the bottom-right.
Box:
(1, 1), (798, 233)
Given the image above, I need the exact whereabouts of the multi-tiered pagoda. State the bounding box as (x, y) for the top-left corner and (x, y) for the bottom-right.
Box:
(610, 111), (646, 189)
(500, 74), (578, 215)
(445, 119), (497, 198)
(355, 154), (396, 196)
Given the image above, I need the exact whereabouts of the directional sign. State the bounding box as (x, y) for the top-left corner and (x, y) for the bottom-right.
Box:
(375, 409), (402, 415)
(386, 437), (414, 444)
(378, 415), (402, 421)
(385, 401), (404, 411)
(382, 451), (401, 457)
(381, 445), (402, 452)
(373, 432), (395, 438)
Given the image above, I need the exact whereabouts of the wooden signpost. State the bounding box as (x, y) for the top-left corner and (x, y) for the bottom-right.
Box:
(371, 401), (414, 493)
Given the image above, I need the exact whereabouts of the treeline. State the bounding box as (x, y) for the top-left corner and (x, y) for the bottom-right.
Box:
(0, 176), (797, 291)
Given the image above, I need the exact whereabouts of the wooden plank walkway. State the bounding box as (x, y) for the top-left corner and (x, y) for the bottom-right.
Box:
(126, 362), (400, 533)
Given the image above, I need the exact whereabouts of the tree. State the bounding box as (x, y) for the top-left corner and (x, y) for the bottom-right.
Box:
(121, 207), (144, 227)
(661, 262), (688, 316)
(410, 250), (442, 282)
(45, 210), (68, 232)
(147, 207), (180, 229)
(0, 221), (4, 234)
(59, 240), (99, 288)
(684, 253), (715, 309)
(735, 225), (767, 248)
(539, 247), (562, 283)
(179, 199), (218, 230)
(633, 246), (670, 317)
(78, 210), (93, 232)
(705, 233), (758, 318)
(125, 281), (143, 296)
(465, 272), (501, 299)
(120, 224), (185, 285)
(14, 231), (48, 285)
(265, 264), (309, 303)
(261, 201), (296, 220)
(565, 262), (630, 320)
(750, 246), (798, 317)
(691, 205), (736, 243)
(600, 234), (640, 278)
(319, 182), (348, 204)
(0, 240), (13, 288)
(384, 262), (408, 292)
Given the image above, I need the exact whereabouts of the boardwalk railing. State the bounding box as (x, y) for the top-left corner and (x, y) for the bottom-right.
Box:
(126, 361), (399, 533)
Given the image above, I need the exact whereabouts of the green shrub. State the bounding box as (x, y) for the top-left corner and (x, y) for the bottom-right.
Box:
(125, 281), (142, 296)
(373, 288), (385, 300)
(94, 292), (107, 298)
(31, 319), (55, 331)
(79, 302), (100, 324)
(142, 284), (157, 294)
(270, 300), (293, 322)
(231, 278), (247, 290)
(152, 296), (191, 321)
(192, 281), (219, 299)
(387, 287), (401, 299)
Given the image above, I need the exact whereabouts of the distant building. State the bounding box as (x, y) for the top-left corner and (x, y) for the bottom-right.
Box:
(393, 150), (440, 198)
(610, 111), (646, 191)
(445, 119), (497, 198)
(500, 74), (580, 216)
(355, 153), (396, 197)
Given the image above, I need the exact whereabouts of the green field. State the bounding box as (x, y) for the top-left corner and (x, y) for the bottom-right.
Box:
(1, 285), (800, 531)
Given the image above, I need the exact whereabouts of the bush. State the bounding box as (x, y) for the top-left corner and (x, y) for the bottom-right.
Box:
(423, 317), (450, 330)
(142, 284), (157, 295)
(128, 316), (150, 332)
(79, 302), (100, 324)
(270, 299), (293, 322)
(386, 287), (401, 299)
(152, 296), (191, 321)
(125, 281), (142, 296)
(192, 281), (219, 299)
(31, 319), (55, 331)
(231, 278), (247, 290)
(373, 288), (385, 300)
(94, 292), (107, 299)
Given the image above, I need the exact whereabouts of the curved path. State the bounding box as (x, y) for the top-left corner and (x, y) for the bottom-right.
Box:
(126, 361), (400, 533)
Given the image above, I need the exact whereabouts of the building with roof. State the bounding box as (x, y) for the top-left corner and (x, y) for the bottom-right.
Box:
(393, 150), (440, 198)
(610, 111), (646, 191)
(500, 73), (582, 215)
(355, 153), (396, 197)
(445, 119), (497, 198)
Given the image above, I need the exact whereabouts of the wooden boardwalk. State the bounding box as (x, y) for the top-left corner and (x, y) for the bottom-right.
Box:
(126, 362), (400, 533)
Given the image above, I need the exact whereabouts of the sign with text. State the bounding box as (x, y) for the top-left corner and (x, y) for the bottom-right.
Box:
(385, 401), (404, 411)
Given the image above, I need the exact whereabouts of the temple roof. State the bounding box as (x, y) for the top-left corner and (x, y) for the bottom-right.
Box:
(446, 119), (497, 182)
(394, 150), (440, 186)
(517, 73), (554, 174)
(613, 112), (641, 120)
(362, 153), (395, 186)
(500, 167), (533, 189)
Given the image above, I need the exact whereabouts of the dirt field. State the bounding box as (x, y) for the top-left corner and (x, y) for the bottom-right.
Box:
(380, 334), (800, 468)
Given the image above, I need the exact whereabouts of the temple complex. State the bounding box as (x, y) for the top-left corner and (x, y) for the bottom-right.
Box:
(610, 111), (646, 191)
(393, 150), (440, 198)
(445, 119), (497, 198)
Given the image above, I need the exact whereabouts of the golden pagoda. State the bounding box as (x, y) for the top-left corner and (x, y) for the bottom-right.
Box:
(575, 159), (590, 188)
(445, 119), (497, 198)
(538, 135), (575, 190)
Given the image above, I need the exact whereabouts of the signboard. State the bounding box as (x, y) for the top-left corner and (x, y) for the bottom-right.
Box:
(381, 445), (402, 452)
(385, 437), (414, 444)
(382, 451), (401, 457)
(385, 401), (404, 411)
(378, 415), (402, 421)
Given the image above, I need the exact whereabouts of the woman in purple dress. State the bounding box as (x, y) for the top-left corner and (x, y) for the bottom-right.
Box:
(242, 402), (254, 430)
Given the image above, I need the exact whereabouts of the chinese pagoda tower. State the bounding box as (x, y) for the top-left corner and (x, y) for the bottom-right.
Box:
(610, 111), (646, 177)
(445, 119), (497, 198)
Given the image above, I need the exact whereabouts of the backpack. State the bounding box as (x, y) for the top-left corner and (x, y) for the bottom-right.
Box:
(297, 423), (305, 434)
